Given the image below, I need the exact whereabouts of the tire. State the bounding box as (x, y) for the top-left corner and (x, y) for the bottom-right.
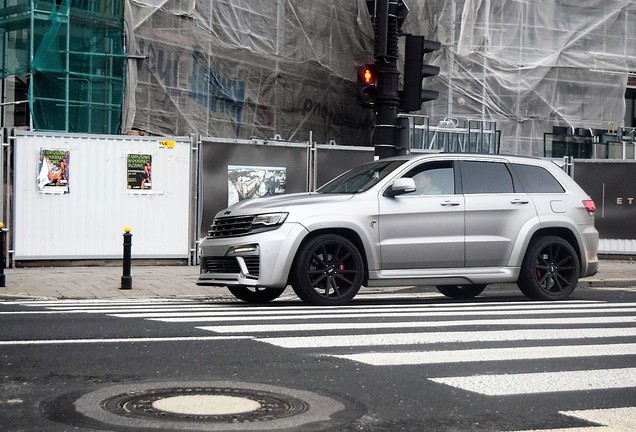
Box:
(436, 284), (486, 299)
(291, 234), (364, 306)
(517, 236), (580, 300)
(227, 286), (285, 303)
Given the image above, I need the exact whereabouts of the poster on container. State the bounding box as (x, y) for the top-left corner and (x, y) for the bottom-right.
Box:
(127, 153), (152, 192)
(37, 148), (70, 194)
(227, 165), (286, 206)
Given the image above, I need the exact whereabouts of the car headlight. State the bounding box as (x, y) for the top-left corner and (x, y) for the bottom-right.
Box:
(251, 212), (288, 227)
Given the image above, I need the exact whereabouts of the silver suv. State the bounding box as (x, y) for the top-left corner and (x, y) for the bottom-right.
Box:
(197, 154), (599, 305)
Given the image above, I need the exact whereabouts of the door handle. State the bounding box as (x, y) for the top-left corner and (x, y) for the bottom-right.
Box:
(441, 200), (461, 207)
(511, 199), (529, 205)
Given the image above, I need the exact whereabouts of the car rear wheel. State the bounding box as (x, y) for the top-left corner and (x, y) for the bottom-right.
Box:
(518, 236), (580, 300)
(436, 284), (486, 299)
(291, 234), (364, 306)
(227, 286), (285, 303)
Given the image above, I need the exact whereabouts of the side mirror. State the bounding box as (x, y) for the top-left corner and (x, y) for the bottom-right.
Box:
(386, 177), (416, 197)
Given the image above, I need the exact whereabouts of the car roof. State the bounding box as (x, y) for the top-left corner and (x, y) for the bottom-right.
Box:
(383, 152), (551, 165)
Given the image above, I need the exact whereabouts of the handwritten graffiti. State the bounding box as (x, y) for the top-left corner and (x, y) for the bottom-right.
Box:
(302, 98), (371, 131)
(189, 47), (245, 135)
(137, 39), (179, 91)
(136, 41), (245, 134)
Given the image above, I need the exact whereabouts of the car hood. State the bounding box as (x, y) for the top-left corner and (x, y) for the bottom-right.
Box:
(216, 193), (355, 217)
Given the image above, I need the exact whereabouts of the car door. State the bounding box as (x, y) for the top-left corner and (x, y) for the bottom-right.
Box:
(459, 160), (538, 267)
(378, 160), (465, 270)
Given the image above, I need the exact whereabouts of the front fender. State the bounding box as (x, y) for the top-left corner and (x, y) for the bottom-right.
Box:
(299, 215), (381, 272)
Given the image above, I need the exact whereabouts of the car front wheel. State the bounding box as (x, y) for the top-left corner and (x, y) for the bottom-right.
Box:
(291, 234), (364, 306)
(436, 284), (486, 299)
(518, 236), (580, 300)
(227, 286), (285, 303)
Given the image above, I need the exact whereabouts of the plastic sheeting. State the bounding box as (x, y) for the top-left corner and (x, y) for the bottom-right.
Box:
(124, 1), (636, 154)
(401, 0), (636, 155)
(125, 0), (375, 145)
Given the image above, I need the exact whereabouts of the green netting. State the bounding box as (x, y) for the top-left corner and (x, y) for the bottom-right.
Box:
(1, 0), (126, 134)
(30, 0), (126, 134)
(0, 0), (54, 78)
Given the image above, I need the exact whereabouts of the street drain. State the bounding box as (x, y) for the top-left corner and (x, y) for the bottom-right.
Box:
(101, 386), (309, 423)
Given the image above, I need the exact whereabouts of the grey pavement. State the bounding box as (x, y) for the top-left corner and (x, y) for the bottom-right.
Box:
(0, 259), (635, 300)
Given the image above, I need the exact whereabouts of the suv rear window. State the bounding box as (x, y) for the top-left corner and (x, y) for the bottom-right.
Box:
(512, 163), (565, 193)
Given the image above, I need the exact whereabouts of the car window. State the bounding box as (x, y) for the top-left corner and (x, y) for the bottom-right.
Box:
(460, 161), (514, 194)
(511, 163), (565, 193)
(317, 160), (406, 194)
(402, 161), (455, 195)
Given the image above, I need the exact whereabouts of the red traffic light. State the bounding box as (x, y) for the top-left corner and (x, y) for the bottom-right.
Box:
(362, 67), (374, 85)
(357, 64), (378, 108)
(358, 65), (377, 86)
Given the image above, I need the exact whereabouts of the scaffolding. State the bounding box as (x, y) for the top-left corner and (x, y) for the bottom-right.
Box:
(0, 0), (126, 134)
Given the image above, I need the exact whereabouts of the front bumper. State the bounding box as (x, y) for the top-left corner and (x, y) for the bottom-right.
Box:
(197, 222), (309, 288)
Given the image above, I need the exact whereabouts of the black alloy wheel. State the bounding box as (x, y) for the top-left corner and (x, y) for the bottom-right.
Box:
(436, 284), (487, 299)
(227, 286), (285, 303)
(291, 234), (364, 306)
(518, 235), (580, 300)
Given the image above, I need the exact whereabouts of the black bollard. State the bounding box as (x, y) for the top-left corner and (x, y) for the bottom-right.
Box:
(0, 222), (6, 288)
(120, 226), (132, 290)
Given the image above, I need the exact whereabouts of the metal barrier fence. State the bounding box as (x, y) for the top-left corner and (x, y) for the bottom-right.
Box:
(1, 129), (634, 265)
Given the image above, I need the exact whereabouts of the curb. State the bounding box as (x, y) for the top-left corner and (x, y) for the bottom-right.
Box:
(579, 279), (636, 288)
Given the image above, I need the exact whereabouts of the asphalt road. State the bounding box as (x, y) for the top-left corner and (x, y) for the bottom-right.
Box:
(1, 285), (636, 432)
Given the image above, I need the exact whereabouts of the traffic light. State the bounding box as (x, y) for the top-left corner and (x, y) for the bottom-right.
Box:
(400, 35), (441, 112)
(357, 64), (378, 108)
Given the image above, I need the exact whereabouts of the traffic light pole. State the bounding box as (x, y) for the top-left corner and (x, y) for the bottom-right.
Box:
(373, 63), (400, 159)
(371, 0), (401, 159)
(362, 0), (438, 158)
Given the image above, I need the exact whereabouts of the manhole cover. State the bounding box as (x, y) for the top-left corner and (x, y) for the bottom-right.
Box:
(101, 386), (309, 422)
(70, 381), (362, 431)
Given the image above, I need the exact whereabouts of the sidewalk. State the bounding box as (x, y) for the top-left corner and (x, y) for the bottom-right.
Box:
(0, 259), (634, 300)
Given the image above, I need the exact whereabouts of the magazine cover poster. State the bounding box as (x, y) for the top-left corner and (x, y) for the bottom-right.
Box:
(37, 149), (70, 194)
(227, 165), (286, 206)
(127, 154), (152, 191)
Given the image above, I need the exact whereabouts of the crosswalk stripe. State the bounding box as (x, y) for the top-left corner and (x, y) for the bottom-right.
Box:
(145, 307), (636, 322)
(257, 327), (636, 348)
(0, 335), (251, 346)
(332, 343), (636, 365)
(2, 299), (199, 306)
(430, 368), (636, 396)
(196, 316), (636, 333)
(31, 300), (616, 314)
(511, 407), (636, 432)
(8, 298), (604, 306)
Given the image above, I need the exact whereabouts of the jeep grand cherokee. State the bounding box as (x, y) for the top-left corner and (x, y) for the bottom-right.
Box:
(197, 154), (599, 305)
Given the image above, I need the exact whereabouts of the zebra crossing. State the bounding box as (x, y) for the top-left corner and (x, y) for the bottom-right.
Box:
(6, 298), (636, 392)
(5, 296), (636, 430)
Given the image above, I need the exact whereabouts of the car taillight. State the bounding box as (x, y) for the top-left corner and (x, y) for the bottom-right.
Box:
(583, 199), (596, 214)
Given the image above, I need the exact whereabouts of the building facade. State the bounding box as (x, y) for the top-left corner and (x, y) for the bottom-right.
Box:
(1, 0), (635, 155)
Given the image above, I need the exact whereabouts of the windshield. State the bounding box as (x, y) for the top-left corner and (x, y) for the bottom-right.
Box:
(317, 160), (406, 194)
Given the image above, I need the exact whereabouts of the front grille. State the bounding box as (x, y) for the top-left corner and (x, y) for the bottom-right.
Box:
(200, 256), (260, 277)
(208, 215), (255, 238)
(201, 257), (241, 274)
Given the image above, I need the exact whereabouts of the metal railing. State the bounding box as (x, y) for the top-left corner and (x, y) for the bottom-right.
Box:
(401, 115), (500, 154)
